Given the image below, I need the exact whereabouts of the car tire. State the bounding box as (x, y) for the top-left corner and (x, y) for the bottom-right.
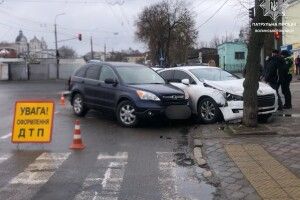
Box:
(258, 114), (272, 123)
(72, 93), (88, 117)
(197, 97), (221, 124)
(116, 100), (138, 127)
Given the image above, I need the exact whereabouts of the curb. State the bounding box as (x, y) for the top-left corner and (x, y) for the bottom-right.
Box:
(193, 140), (214, 180)
(227, 125), (277, 135)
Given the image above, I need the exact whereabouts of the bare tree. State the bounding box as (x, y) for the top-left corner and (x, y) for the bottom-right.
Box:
(209, 36), (221, 48)
(58, 46), (77, 59)
(198, 41), (208, 48)
(135, 0), (197, 66)
(243, 0), (271, 127)
(239, 26), (250, 43)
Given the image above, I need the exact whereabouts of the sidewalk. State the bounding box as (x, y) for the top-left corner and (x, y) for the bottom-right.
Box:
(190, 122), (300, 200)
(292, 75), (300, 83)
(190, 82), (300, 199)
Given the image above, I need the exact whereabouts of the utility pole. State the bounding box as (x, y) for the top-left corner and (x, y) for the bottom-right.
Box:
(90, 36), (94, 60)
(104, 43), (106, 61)
(26, 43), (30, 80)
(54, 23), (59, 79)
(54, 13), (65, 79)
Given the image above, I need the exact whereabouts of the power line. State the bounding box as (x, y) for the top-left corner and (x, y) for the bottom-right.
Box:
(118, 5), (135, 32)
(196, 0), (230, 29)
(0, 7), (119, 36)
(193, 0), (210, 9)
(2, 0), (125, 5)
(193, 0), (219, 19)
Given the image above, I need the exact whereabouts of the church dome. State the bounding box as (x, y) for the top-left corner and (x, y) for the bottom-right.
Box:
(15, 30), (27, 43)
(30, 36), (40, 43)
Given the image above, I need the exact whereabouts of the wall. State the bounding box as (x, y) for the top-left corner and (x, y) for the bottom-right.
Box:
(4, 58), (85, 81)
(0, 63), (9, 80)
(59, 59), (85, 79)
(283, 1), (300, 48)
(9, 63), (27, 80)
(218, 42), (248, 72)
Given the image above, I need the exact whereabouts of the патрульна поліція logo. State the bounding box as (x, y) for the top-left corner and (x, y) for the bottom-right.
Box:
(260, 0), (288, 20)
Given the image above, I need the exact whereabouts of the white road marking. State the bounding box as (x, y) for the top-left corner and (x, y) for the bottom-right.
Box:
(54, 111), (60, 114)
(74, 152), (128, 200)
(0, 152), (70, 200)
(0, 133), (11, 140)
(102, 165), (112, 188)
(10, 152), (70, 184)
(157, 152), (180, 200)
(0, 153), (12, 164)
(97, 152), (128, 160)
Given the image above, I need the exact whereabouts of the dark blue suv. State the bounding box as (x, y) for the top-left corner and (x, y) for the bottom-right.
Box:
(69, 62), (191, 127)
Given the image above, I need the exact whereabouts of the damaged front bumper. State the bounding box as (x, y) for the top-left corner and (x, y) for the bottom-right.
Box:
(219, 100), (278, 122)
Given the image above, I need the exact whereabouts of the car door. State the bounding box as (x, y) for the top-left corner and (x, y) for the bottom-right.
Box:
(159, 70), (175, 83)
(84, 65), (101, 107)
(97, 65), (119, 110)
(170, 70), (200, 112)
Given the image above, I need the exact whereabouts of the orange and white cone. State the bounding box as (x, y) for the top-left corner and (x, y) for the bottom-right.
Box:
(70, 120), (85, 150)
(60, 92), (65, 106)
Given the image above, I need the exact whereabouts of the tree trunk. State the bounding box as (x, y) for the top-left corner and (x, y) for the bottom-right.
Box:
(243, 0), (271, 127)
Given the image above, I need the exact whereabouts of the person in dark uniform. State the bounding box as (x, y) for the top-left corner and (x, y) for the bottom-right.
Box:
(279, 50), (293, 109)
(264, 50), (284, 110)
(295, 55), (300, 75)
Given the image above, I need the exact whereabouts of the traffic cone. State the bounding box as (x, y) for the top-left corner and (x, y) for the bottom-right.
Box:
(70, 120), (85, 150)
(60, 92), (65, 106)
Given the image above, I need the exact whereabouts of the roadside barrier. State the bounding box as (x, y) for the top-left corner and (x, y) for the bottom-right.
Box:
(60, 92), (65, 106)
(70, 120), (85, 150)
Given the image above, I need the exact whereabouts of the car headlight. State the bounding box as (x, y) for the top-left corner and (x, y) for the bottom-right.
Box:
(226, 93), (243, 101)
(136, 90), (160, 101)
(184, 91), (189, 100)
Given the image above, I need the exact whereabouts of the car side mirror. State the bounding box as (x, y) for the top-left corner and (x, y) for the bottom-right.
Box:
(105, 78), (118, 86)
(181, 79), (190, 85)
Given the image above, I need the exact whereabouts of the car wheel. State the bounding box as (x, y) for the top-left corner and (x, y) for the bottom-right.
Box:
(258, 114), (272, 123)
(198, 97), (221, 124)
(116, 101), (138, 127)
(72, 93), (88, 117)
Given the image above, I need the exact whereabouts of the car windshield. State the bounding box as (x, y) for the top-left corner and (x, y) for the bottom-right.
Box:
(189, 68), (239, 81)
(115, 66), (165, 84)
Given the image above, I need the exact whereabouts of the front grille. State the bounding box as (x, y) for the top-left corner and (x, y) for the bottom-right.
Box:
(162, 95), (185, 100)
(162, 94), (186, 105)
(257, 94), (275, 107)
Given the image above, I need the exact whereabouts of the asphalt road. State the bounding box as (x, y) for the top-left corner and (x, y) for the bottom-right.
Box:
(0, 80), (214, 200)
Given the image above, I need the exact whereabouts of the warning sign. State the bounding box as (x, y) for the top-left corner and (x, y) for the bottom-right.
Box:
(12, 100), (55, 143)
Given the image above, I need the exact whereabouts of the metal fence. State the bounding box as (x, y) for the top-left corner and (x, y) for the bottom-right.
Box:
(6, 58), (84, 81)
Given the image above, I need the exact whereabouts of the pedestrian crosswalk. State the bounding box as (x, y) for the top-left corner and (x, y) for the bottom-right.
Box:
(157, 152), (179, 200)
(0, 153), (11, 164)
(0, 151), (201, 200)
(0, 153), (71, 200)
(74, 152), (128, 200)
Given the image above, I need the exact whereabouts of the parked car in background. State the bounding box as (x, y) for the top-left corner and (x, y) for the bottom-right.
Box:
(68, 62), (191, 127)
(159, 66), (278, 123)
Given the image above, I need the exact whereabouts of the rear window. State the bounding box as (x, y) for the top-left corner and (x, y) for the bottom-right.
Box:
(74, 67), (87, 78)
(85, 65), (101, 80)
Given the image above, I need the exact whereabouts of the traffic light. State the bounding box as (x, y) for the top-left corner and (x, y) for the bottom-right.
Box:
(78, 33), (82, 41)
(274, 31), (281, 40)
(249, 7), (254, 19)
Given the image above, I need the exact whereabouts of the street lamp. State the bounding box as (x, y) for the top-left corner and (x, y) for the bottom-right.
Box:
(54, 12), (65, 79)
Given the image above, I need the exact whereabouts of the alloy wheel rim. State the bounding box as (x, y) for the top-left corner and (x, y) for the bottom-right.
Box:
(120, 104), (136, 125)
(200, 100), (216, 121)
(74, 97), (83, 114)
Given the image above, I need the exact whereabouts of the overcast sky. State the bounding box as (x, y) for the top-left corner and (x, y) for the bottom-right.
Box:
(0, 0), (250, 56)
